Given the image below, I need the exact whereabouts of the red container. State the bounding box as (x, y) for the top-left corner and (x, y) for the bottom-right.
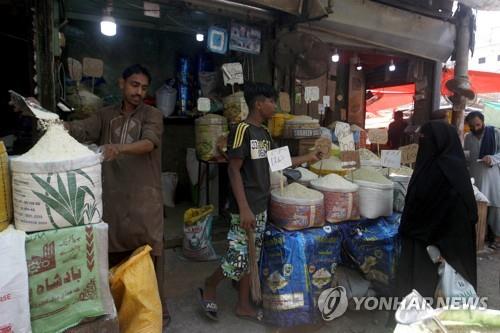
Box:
(270, 189), (324, 230)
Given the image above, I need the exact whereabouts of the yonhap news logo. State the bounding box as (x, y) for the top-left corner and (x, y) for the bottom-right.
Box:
(318, 286), (349, 321)
(318, 288), (488, 321)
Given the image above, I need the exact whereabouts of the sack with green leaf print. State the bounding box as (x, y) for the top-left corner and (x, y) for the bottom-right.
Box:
(11, 154), (102, 232)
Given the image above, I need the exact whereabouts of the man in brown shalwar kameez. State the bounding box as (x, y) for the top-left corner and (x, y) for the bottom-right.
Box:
(66, 64), (169, 326)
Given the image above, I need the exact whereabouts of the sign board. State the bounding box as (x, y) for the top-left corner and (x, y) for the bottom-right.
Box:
(222, 62), (244, 86)
(338, 134), (355, 152)
(197, 98), (211, 112)
(304, 86), (320, 103)
(267, 146), (292, 172)
(229, 23), (261, 54)
(381, 150), (402, 169)
(323, 95), (331, 108)
(399, 144), (419, 164)
(208, 26), (228, 54)
(340, 150), (360, 169)
(335, 121), (351, 140)
(279, 92), (291, 113)
(367, 128), (388, 144)
(82, 57), (103, 78)
(314, 137), (332, 159)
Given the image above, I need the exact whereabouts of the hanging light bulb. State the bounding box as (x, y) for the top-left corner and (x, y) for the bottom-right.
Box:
(356, 62), (363, 71)
(196, 33), (204, 42)
(389, 59), (396, 72)
(331, 49), (340, 63)
(100, 1), (116, 37)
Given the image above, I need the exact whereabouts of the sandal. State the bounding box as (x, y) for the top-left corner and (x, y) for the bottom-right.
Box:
(235, 308), (264, 324)
(198, 288), (218, 321)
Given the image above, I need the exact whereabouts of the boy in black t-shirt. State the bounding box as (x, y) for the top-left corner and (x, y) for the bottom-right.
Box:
(199, 83), (321, 322)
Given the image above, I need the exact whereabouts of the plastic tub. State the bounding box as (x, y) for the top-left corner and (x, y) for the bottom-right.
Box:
(352, 179), (394, 219)
(310, 180), (360, 223)
(270, 189), (324, 230)
(389, 174), (411, 213)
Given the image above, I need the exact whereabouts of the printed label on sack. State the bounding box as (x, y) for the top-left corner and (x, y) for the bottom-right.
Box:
(13, 165), (102, 231)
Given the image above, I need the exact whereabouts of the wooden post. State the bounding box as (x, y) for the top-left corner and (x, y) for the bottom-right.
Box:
(35, 0), (56, 111)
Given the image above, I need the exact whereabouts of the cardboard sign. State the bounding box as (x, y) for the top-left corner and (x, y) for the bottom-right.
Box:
(340, 150), (360, 169)
(368, 128), (388, 144)
(399, 144), (419, 164)
(222, 62), (244, 86)
(144, 1), (160, 18)
(323, 95), (331, 107)
(197, 98), (211, 112)
(82, 57), (103, 78)
(381, 150), (402, 169)
(267, 146), (292, 172)
(335, 121), (351, 140)
(279, 92), (291, 113)
(338, 134), (355, 152)
(318, 103), (325, 115)
(304, 86), (320, 103)
(313, 137), (332, 159)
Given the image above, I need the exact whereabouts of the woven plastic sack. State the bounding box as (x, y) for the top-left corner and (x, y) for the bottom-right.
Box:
(11, 154), (102, 232)
(0, 142), (12, 231)
(109, 245), (162, 333)
(0, 226), (31, 333)
(182, 205), (218, 261)
(26, 222), (114, 333)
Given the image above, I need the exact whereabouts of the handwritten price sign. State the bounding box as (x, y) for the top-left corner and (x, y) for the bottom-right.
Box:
(335, 121), (351, 140)
(338, 134), (355, 152)
(267, 146), (292, 172)
(304, 86), (320, 103)
(381, 150), (401, 169)
(399, 144), (419, 164)
(368, 129), (388, 144)
(222, 62), (244, 86)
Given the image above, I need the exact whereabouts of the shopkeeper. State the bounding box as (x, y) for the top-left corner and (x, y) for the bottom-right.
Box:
(13, 64), (170, 327)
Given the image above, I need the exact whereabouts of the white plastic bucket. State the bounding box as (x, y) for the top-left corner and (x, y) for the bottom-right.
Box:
(353, 179), (394, 219)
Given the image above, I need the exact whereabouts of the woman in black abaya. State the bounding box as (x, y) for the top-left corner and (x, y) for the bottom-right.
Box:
(396, 121), (477, 298)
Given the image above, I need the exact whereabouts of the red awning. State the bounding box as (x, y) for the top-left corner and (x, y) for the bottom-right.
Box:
(442, 68), (500, 96)
(366, 84), (415, 116)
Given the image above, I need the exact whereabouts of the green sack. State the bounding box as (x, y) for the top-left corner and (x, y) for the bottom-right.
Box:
(26, 223), (113, 333)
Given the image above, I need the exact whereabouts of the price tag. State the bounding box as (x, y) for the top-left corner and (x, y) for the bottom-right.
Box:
(197, 98), (211, 112)
(318, 103), (325, 115)
(323, 95), (331, 107)
(304, 86), (320, 103)
(381, 150), (402, 169)
(335, 121), (351, 140)
(222, 62), (244, 86)
(399, 144), (419, 164)
(267, 146), (292, 172)
(338, 133), (355, 152)
(368, 128), (388, 144)
(340, 150), (360, 169)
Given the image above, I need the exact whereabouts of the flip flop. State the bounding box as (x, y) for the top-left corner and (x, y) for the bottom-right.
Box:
(235, 308), (264, 324)
(198, 288), (218, 321)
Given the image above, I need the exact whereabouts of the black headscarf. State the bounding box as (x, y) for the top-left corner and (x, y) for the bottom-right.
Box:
(401, 121), (477, 240)
(399, 121), (477, 288)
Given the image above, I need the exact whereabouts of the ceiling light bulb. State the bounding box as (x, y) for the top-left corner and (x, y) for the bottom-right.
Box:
(389, 60), (396, 72)
(100, 15), (116, 36)
(356, 64), (363, 71)
(331, 49), (339, 63)
(196, 33), (204, 42)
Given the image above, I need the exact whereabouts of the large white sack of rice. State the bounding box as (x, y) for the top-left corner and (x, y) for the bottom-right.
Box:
(11, 123), (102, 232)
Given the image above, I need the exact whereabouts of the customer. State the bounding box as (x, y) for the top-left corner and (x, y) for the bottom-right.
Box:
(388, 111), (408, 149)
(199, 83), (320, 322)
(464, 111), (500, 249)
(397, 121), (477, 298)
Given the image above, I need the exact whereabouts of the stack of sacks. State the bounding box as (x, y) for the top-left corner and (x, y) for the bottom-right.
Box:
(9, 122), (116, 332)
(260, 224), (342, 327)
(339, 214), (401, 295)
